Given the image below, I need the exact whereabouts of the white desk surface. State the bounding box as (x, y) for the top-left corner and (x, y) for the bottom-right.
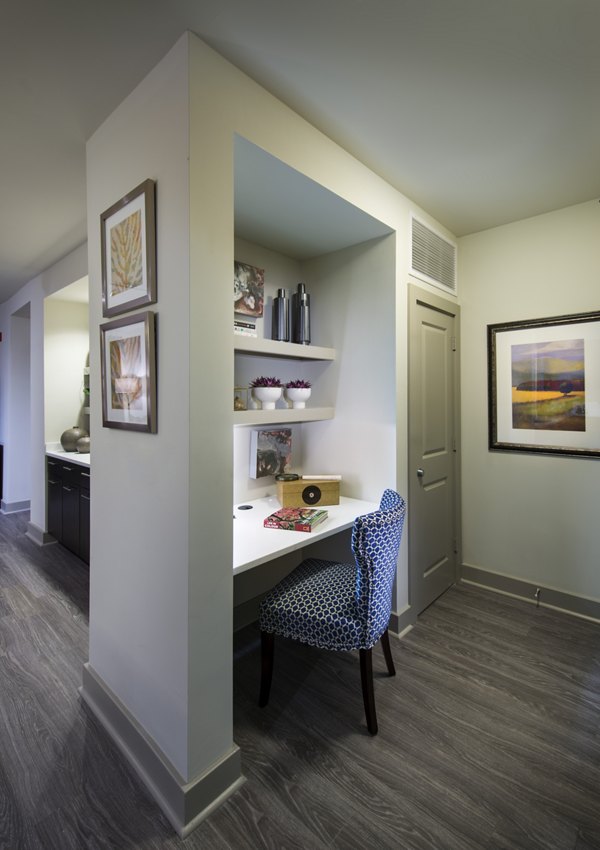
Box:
(233, 495), (379, 575)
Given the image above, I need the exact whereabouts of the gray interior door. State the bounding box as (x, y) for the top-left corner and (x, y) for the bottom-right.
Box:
(408, 286), (460, 615)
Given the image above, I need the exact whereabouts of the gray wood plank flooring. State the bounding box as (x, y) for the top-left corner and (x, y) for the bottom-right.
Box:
(1, 510), (599, 849)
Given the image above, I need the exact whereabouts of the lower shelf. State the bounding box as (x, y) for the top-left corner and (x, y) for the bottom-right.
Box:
(233, 406), (334, 426)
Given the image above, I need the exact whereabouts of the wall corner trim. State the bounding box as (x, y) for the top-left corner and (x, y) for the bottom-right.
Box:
(26, 521), (56, 547)
(80, 663), (244, 837)
(1, 499), (31, 514)
(460, 563), (600, 624)
(390, 604), (415, 636)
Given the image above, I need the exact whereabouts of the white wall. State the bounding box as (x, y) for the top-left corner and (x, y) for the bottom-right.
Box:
(44, 299), (89, 443)
(459, 200), (600, 600)
(303, 235), (397, 502)
(86, 36), (193, 777)
(81, 29), (457, 826)
(187, 34), (453, 629)
(3, 311), (31, 506)
(0, 243), (87, 528)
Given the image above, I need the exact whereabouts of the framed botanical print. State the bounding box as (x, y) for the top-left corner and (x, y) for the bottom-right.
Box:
(100, 311), (157, 433)
(101, 179), (156, 317)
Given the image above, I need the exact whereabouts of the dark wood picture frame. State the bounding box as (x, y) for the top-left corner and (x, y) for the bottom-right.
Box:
(488, 310), (600, 458)
(101, 179), (156, 317)
(100, 311), (157, 433)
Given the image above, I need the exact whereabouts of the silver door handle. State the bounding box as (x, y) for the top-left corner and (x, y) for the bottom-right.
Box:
(417, 468), (424, 478)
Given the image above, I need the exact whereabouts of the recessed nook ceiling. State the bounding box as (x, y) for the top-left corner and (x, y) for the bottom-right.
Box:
(234, 138), (393, 259)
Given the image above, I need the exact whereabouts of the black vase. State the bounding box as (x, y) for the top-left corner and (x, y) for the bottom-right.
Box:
(291, 283), (311, 345)
(272, 288), (289, 341)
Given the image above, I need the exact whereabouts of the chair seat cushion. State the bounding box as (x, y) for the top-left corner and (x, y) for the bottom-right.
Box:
(259, 558), (366, 651)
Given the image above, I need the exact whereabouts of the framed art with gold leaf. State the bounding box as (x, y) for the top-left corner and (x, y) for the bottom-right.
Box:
(101, 179), (156, 317)
(100, 311), (157, 432)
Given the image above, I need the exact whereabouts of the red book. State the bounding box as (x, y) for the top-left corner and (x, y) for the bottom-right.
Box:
(263, 507), (328, 532)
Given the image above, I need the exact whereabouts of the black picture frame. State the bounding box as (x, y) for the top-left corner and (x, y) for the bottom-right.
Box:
(488, 310), (600, 457)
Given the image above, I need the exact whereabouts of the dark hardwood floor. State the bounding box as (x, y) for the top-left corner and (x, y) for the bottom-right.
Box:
(1, 510), (599, 849)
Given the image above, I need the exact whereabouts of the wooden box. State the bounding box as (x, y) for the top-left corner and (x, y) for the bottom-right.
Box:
(277, 478), (340, 508)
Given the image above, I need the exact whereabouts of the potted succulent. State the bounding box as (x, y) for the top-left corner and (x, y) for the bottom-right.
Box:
(285, 379), (312, 409)
(250, 376), (283, 409)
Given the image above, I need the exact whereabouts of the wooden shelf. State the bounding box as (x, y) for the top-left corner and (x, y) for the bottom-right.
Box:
(233, 406), (334, 427)
(234, 335), (335, 361)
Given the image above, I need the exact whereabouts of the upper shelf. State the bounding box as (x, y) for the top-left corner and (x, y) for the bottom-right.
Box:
(233, 406), (334, 426)
(233, 335), (336, 361)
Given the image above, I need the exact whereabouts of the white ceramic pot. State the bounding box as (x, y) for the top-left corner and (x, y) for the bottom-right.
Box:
(252, 386), (283, 410)
(285, 387), (311, 409)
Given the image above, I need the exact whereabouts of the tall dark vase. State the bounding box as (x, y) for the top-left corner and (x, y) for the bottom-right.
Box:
(291, 282), (311, 345)
(272, 288), (290, 341)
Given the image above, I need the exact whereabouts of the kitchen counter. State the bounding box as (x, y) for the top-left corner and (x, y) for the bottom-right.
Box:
(46, 446), (90, 468)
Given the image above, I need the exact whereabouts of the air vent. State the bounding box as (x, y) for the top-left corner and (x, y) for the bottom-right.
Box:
(411, 216), (457, 294)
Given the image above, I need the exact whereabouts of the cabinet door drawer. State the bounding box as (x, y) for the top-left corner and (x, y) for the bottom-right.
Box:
(61, 484), (80, 556)
(47, 458), (63, 482)
(60, 463), (83, 486)
(79, 469), (91, 492)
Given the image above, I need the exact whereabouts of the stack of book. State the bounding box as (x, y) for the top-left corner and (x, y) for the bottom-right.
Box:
(234, 319), (257, 338)
(263, 506), (328, 532)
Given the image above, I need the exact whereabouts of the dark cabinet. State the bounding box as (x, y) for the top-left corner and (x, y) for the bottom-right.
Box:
(79, 470), (91, 564)
(47, 466), (63, 540)
(46, 457), (90, 564)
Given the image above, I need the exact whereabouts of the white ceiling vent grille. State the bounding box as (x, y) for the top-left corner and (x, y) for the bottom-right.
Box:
(411, 216), (457, 294)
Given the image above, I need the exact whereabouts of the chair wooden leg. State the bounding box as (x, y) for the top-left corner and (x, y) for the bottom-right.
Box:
(380, 628), (396, 677)
(359, 648), (378, 735)
(259, 631), (274, 707)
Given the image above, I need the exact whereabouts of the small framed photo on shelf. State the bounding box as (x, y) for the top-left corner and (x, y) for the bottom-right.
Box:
(101, 179), (156, 317)
(488, 310), (600, 457)
(249, 428), (292, 479)
(100, 311), (157, 433)
(234, 261), (264, 318)
(233, 386), (249, 411)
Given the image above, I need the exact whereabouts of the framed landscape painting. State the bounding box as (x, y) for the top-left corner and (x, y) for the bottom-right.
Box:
(101, 179), (156, 317)
(488, 311), (600, 457)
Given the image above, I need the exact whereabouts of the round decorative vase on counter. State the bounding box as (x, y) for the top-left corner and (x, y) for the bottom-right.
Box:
(252, 386), (283, 410)
(60, 426), (88, 452)
(76, 436), (90, 454)
(285, 387), (311, 409)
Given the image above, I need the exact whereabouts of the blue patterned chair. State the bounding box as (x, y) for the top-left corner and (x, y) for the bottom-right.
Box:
(259, 490), (406, 735)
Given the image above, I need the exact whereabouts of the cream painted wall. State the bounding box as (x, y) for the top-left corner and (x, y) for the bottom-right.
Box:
(44, 300), (89, 443)
(188, 32), (455, 630)
(233, 237), (305, 502)
(0, 243), (87, 529)
(83, 29), (458, 823)
(302, 235), (397, 502)
(459, 200), (600, 600)
(3, 312), (31, 506)
(86, 37), (193, 777)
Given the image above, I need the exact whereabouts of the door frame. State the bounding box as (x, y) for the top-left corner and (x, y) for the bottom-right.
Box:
(407, 283), (462, 617)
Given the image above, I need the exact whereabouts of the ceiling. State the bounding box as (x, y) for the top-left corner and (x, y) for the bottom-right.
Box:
(2, 0), (600, 304)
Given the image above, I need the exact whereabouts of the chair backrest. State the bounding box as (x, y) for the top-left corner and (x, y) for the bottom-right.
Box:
(351, 489), (407, 647)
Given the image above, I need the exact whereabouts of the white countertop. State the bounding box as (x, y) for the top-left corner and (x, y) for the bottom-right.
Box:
(46, 447), (91, 468)
(233, 495), (379, 574)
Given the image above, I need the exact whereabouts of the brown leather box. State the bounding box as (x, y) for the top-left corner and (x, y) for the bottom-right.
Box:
(276, 478), (340, 507)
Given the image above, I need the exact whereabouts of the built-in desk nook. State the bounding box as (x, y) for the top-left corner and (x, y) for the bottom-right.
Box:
(234, 495), (379, 574)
